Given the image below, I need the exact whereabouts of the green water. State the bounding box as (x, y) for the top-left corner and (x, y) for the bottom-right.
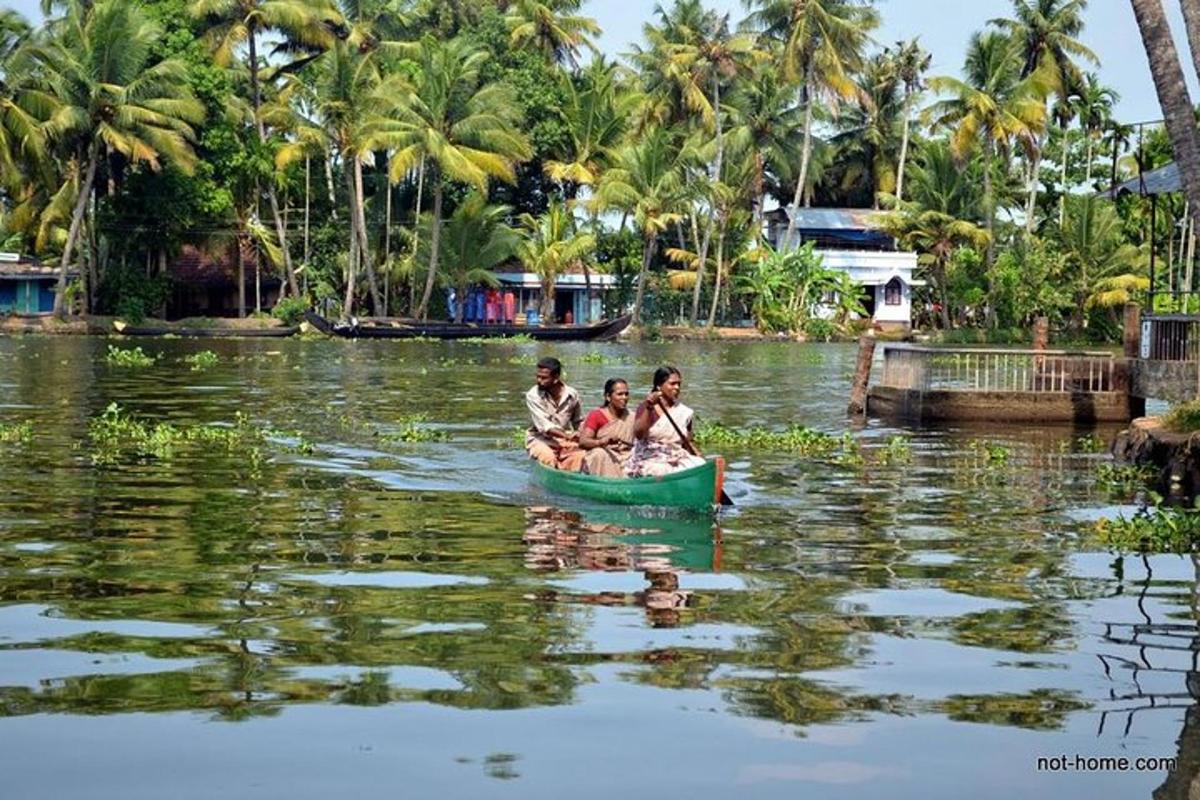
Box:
(0, 336), (1193, 799)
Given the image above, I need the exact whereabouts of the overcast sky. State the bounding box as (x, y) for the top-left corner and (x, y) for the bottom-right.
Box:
(3, 0), (1190, 123)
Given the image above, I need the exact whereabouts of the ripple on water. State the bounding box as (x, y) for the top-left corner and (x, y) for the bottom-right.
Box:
(0, 648), (205, 689)
(837, 588), (1025, 619)
(0, 604), (213, 645)
(283, 571), (490, 589)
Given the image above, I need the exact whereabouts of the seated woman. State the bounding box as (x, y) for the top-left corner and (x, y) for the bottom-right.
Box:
(579, 378), (635, 477)
(626, 366), (706, 478)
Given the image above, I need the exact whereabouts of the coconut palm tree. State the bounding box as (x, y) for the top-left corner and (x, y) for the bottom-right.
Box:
(743, 0), (879, 249)
(505, 0), (600, 67)
(594, 126), (686, 324)
(367, 36), (531, 320)
(828, 52), (903, 208)
(1059, 194), (1143, 328)
(888, 38), (930, 204)
(927, 31), (1048, 324)
(278, 38), (387, 316)
(1131, 0), (1200, 237)
(438, 192), (519, 323)
(189, 0), (343, 300)
(1074, 73), (1117, 186)
(725, 61), (805, 238)
(991, 0), (1096, 234)
(24, 1), (204, 315)
(516, 199), (595, 323)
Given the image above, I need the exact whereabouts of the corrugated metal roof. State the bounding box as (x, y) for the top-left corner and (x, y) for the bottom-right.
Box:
(766, 207), (889, 230)
(1107, 162), (1181, 196)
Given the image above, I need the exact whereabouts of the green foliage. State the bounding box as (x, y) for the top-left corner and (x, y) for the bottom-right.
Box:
(1072, 434), (1106, 454)
(967, 439), (1011, 464)
(88, 403), (266, 465)
(1164, 401), (1200, 433)
(184, 351), (219, 371)
(1094, 463), (1155, 493)
(105, 345), (158, 368)
(0, 420), (33, 445)
(695, 421), (842, 456)
(1096, 504), (1200, 555)
(272, 296), (309, 327)
(736, 243), (864, 334)
(99, 264), (171, 324)
(878, 435), (912, 465)
(379, 414), (450, 443)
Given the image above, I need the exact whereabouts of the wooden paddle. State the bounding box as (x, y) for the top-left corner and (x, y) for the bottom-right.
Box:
(655, 400), (733, 507)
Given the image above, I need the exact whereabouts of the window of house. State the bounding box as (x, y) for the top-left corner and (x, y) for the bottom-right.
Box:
(884, 278), (903, 306)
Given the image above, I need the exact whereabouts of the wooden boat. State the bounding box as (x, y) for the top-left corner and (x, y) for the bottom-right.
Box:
(532, 457), (726, 512)
(113, 320), (298, 338)
(303, 311), (632, 341)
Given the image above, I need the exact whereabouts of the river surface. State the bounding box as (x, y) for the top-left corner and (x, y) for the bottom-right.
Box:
(0, 336), (1194, 799)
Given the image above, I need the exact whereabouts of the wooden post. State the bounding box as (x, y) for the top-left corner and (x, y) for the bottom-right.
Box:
(847, 335), (876, 416)
(1123, 302), (1141, 358)
(1032, 316), (1049, 351)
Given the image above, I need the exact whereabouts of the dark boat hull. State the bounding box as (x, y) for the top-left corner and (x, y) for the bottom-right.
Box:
(304, 311), (631, 341)
(113, 324), (299, 338)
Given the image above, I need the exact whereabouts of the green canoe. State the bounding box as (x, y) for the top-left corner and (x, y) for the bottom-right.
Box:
(531, 457), (726, 512)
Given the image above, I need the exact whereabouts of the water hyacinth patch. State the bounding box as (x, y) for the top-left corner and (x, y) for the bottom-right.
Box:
(88, 403), (268, 465)
(0, 421), (33, 445)
(184, 351), (219, 371)
(105, 345), (157, 367)
(1096, 504), (1200, 554)
(379, 413), (450, 443)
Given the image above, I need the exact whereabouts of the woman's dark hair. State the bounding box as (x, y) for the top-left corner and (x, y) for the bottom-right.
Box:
(652, 366), (681, 389)
(536, 357), (563, 377)
(603, 378), (628, 401)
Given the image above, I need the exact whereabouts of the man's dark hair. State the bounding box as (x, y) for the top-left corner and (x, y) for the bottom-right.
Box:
(652, 365), (681, 389)
(537, 357), (563, 377)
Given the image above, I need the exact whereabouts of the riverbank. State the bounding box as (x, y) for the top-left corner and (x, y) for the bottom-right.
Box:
(0, 315), (296, 336)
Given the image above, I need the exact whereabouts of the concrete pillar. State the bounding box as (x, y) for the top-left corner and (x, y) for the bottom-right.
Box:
(1032, 316), (1049, 351)
(847, 335), (876, 416)
(1123, 302), (1141, 358)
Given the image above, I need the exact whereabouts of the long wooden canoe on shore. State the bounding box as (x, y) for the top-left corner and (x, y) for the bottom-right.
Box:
(532, 457), (726, 512)
(303, 311), (632, 341)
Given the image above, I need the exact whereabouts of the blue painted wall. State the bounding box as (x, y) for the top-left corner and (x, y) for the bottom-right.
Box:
(0, 279), (57, 314)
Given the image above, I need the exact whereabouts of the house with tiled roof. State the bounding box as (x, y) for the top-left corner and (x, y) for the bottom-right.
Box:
(0, 253), (74, 315)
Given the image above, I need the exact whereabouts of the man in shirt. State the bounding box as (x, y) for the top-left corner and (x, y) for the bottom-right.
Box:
(525, 356), (584, 470)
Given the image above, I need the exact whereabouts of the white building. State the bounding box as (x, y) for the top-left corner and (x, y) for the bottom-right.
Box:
(764, 207), (921, 331)
(492, 270), (619, 324)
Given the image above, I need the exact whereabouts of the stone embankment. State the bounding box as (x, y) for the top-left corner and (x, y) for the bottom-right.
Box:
(1113, 417), (1200, 498)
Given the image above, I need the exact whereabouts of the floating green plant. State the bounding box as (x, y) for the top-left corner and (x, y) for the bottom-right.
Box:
(1096, 504), (1200, 554)
(1164, 400), (1200, 433)
(105, 345), (157, 367)
(967, 440), (1011, 465)
(379, 413), (450, 443)
(877, 435), (912, 465)
(457, 334), (535, 344)
(1094, 463), (1156, 493)
(184, 351), (219, 371)
(0, 421), (33, 445)
(89, 403), (267, 465)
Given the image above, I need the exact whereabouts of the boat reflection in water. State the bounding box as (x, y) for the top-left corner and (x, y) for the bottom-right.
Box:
(521, 506), (721, 628)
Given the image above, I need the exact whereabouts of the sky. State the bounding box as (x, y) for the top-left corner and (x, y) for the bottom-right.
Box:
(3, 0), (1192, 123)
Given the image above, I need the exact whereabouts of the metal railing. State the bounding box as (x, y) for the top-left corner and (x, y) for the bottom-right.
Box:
(879, 345), (1117, 394)
(1143, 314), (1200, 361)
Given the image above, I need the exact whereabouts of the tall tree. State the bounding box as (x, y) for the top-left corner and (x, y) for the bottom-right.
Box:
(368, 36), (531, 320)
(189, 0), (343, 300)
(1130, 0), (1200, 237)
(1074, 72), (1117, 186)
(26, 0), (204, 315)
(505, 0), (599, 67)
(743, 0), (878, 249)
(440, 192), (519, 323)
(928, 31), (1048, 325)
(516, 199), (595, 322)
(595, 126), (686, 324)
(888, 38), (930, 204)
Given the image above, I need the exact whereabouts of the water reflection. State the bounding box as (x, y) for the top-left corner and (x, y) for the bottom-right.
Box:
(521, 506), (720, 628)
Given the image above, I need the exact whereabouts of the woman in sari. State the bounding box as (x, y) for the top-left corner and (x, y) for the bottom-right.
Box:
(626, 366), (706, 478)
(579, 378), (636, 477)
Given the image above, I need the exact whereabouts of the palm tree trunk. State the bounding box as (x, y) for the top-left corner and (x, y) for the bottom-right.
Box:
(1025, 140), (1042, 237)
(782, 71), (814, 251)
(1085, 136), (1094, 185)
(416, 177), (443, 321)
(342, 165), (359, 318)
(247, 32), (298, 299)
(54, 140), (100, 316)
(633, 235), (656, 324)
(325, 149), (338, 221)
(983, 142), (996, 328)
(753, 151), (766, 244)
(409, 156), (426, 316)
(354, 159), (382, 314)
(1059, 128), (1070, 227)
(690, 75), (722, 325)
(706, 215), (727, 327)
(237, 234), (246, 318)
(1132, 0), (1200, 235)
(896, 91), (913, 203)
(303, 156), (311, 296)
(383, 165), (391, 316)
